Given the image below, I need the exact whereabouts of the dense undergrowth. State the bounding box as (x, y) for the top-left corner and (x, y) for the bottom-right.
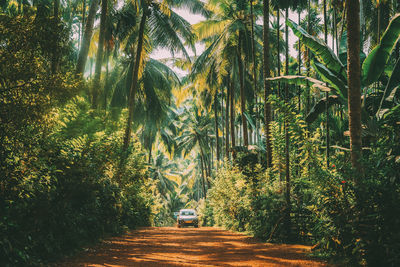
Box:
(0, 15), (153, 266)
(198, 102), (400, 267)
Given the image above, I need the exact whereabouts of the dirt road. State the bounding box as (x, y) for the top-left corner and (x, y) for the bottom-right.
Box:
(56, 227), (329, 266)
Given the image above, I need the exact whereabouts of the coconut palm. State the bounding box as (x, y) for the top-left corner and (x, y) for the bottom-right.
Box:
(91, 0), (108, 109)
(193, 0), (261, 147)
(76, 0), (99, 75)
(121, 0), (200, 152)
(176, 103), (214, 197)
(149, 151), (179, 198)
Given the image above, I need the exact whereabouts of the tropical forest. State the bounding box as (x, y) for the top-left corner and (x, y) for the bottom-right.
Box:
(1, 0), (399, 266)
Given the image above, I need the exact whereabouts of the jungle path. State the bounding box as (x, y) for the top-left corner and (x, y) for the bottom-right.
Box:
(56, 227), (330, 266)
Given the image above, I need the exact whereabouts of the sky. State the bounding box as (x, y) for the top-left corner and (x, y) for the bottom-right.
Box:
(149, 7), (327, 76)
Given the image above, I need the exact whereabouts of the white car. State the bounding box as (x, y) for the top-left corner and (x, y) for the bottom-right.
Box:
(177, 209), (199, 228)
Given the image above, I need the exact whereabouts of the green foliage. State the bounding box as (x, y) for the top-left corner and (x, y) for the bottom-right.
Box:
(287, 18), (346, 79)
(0, 14), (79, 141)
(0, 15), (154, 263)
(208, 164), (252, 231)
(0, 96), (152, 265)
(362, 14), (400, 86)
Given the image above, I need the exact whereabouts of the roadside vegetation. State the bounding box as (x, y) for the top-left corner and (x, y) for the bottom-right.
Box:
(1, 0), (399, 266)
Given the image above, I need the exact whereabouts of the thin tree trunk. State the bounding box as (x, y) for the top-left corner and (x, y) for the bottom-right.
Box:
(346, 0), (363, 174)
(334, 8), (339, 55)
(148, 144), (152, 164)
(200, 154), (207, 199)
(250, 0), (258, 146)
(221, 86), (225, 159)
(360, 0), (365, 48)
(225, 79), (230, 159)
(277, 10), (281, 98)
(104, 47), (110, 111)
(214, 94), (220, 165)
(332, 8), (335, 51)
(306, 0), (311, 114)
(377, 3), (381, 44)
(298, 9), (301, 112)
(51, 0), (60, 74)
(54, 0), (60, 18)
(284, 7), (291, 240)
(123, 8), (147, 151)
(80, 0), (86, 54)
(89, 58), (93, 78)
(92, 0), (108, 109)
(324, 0), (328, 43)
(18, 0), (22, 14)
(230, 78), (236, 158)
(237, 41), (249, 147)
(76, 0), (99, 75)
(324, 0), (330, 168)
(263, 0), (272, 167)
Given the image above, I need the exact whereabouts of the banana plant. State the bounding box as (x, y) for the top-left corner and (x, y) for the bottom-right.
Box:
(267, 14), (400, 122)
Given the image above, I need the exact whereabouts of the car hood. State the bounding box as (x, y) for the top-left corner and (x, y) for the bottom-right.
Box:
(179, 215), (197, 220)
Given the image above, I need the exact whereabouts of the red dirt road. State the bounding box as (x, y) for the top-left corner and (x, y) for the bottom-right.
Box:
(56, 227), (329, 266)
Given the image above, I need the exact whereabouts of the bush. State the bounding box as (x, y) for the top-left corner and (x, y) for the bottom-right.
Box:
(0, 97), (153, 266)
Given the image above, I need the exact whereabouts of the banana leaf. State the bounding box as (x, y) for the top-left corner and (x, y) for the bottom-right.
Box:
(312, 60), (347, 99)
(378, 58), (400, 114)
(306, 95), (342, 123)
(266, 75), (332, 92)
(287, 19), (346, 78)
(244, 111), (256, 131)
(362, 13), (400, 86)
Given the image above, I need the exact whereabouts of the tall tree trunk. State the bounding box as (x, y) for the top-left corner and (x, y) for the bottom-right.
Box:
(334, 8), (339, 55)
(148, 144), (152, 164)
(377, 2), (381, 44)
(92, 0), (108, 109)
(54, 0), (59, 18)
(123, 8), (147, 151)
(324, 0), (330, 168)
(200, 154), (207, 199)
(346, 0), (362, 173)
(104, 47), (110, 111)
(18, 0), (22, 14)
(284, 7), (291, 240)
(214, 94), (220, 165)
(225, 80), (230, 159)
(76, 0), (99, 75)
(324, 0), (328, 43)
(230, 78), (236, 159)
(221, 86), (225, 159)
(276, 10), (281, 98)
(80, 0), (86, 53)
(298, 9), (301, 112)
(237, 40), (249, 147)
(51, 0), (60, 74)
(306, 0), (311, 114)
(263, 0), (272, 167)
(250, 0), (258, 145)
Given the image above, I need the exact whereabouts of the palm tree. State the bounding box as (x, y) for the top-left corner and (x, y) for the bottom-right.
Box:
(110, 56), (180, 162)
(76, 0), (99, 75)
(193, 0), (258, 148)
(149, 152), (179, 198)
(263, 0), (272, 167)
(177, 104), (213, 198)
(92, 0), (108, 109)
(122, 0), (197, 152)
(51, 0), (60, 74)
(346, 0), (362, 173)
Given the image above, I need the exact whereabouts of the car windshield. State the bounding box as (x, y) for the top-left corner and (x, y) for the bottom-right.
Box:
(180, 211), (195, 216)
